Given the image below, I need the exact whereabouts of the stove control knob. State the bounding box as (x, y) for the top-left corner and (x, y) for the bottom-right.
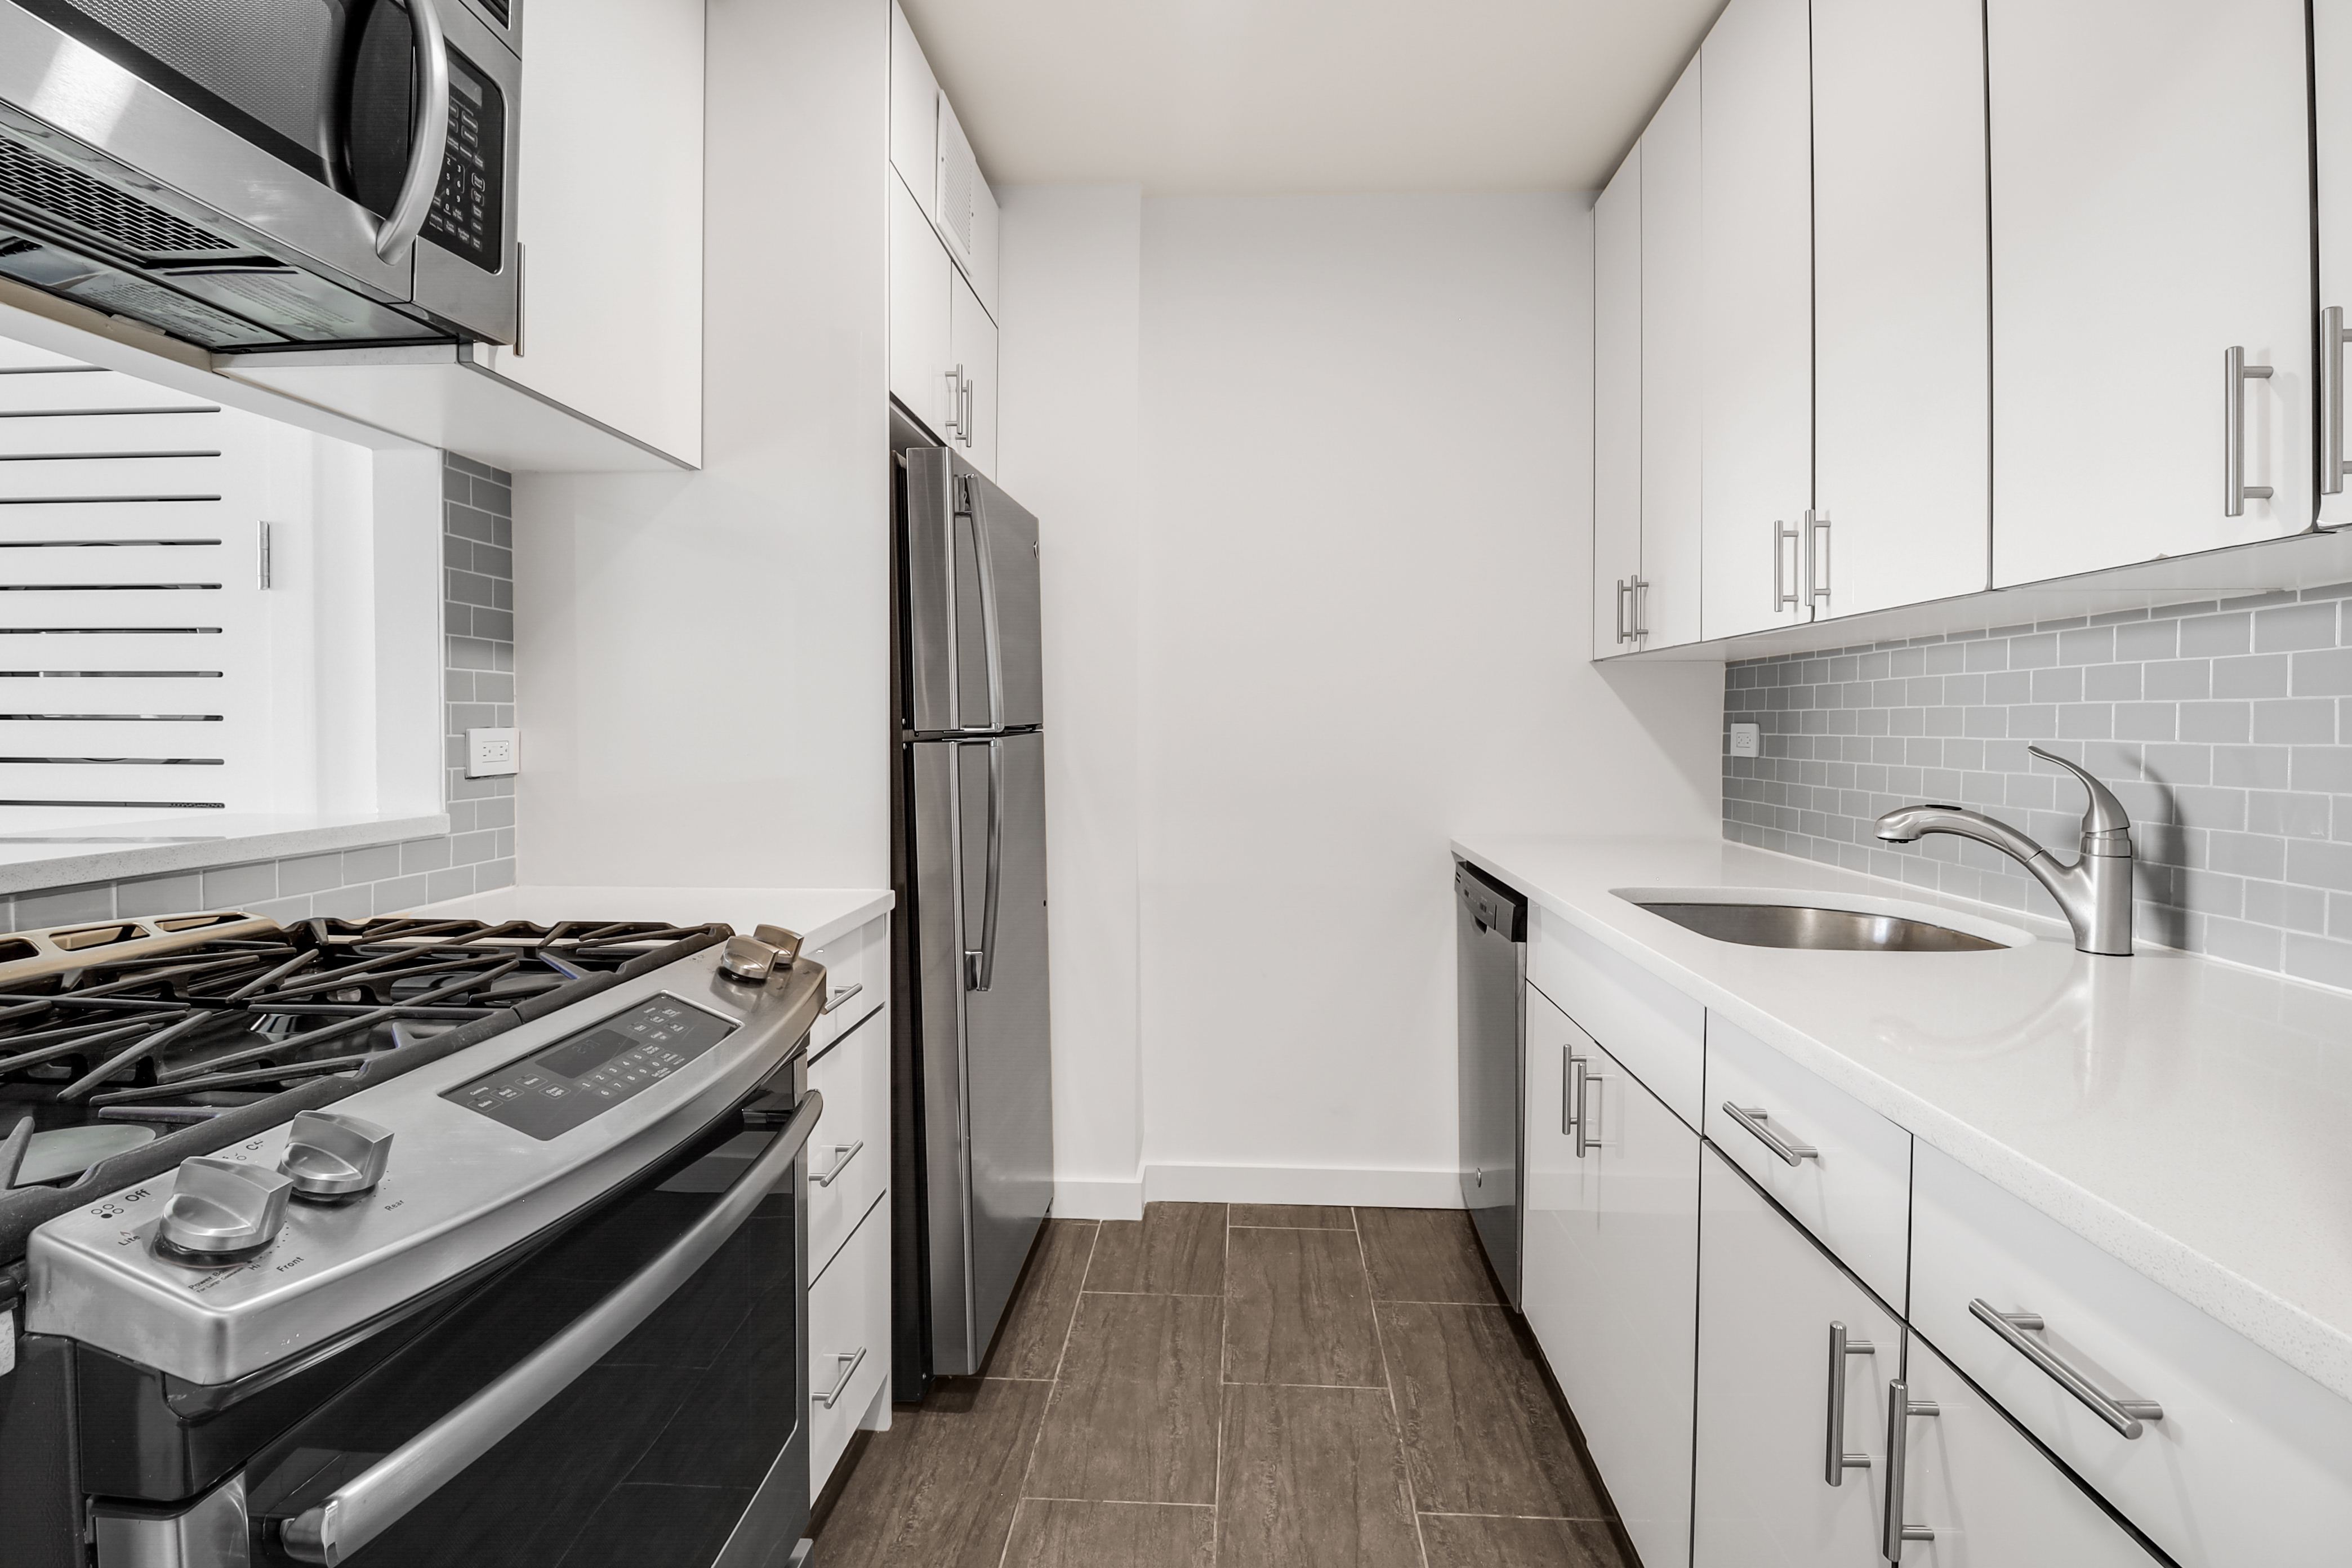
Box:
(155, 1156), (292, 1262)
(719, 934), (781, 983)
(279, 1111), (394, 1200)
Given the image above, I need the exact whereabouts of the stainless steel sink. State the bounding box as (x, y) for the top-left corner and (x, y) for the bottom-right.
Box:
(1637, 901), (2006, 952)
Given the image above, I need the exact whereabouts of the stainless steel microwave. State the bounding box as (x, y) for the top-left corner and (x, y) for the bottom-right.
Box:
(0, 0), (519, 351)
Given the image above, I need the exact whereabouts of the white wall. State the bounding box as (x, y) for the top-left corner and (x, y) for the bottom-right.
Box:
(1004, 191), (1723, 1215)
(996, 184), (1147, 1218)
(509, 0), (892, 888)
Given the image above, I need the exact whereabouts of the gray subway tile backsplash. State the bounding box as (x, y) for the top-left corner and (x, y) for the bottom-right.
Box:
(1724, 581), (2352, 992)
(0, 455), (519, 934)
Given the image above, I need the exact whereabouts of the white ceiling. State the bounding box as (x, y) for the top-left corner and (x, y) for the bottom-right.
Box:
(899, 0), (1728, 195)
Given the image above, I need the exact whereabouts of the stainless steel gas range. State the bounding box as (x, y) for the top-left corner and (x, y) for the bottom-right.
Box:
(0, 911), (826, 1568)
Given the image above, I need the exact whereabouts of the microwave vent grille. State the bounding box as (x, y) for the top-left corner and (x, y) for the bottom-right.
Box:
(0, 139), (238, 259)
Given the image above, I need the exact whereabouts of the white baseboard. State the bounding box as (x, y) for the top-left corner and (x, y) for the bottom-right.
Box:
(1142, 1163), (1465, 1210)
(1053, 1175), (1146, 1220)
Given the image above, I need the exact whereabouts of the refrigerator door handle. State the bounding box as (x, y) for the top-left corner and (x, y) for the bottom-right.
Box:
(967, 498), (1006, 734)
(963, 738), (1005, 992)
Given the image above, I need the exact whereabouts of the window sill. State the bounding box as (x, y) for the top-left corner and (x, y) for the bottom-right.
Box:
(0, 813), (454, 899)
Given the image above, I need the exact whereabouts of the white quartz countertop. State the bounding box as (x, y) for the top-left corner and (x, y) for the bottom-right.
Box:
(404, 885), (893, 954)
(1451, 834), (2352, 1404)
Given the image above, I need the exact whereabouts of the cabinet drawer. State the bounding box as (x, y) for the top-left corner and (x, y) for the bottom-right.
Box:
(807, 917), (885, 1054)
(1910, 1142), (2352, 1566)
(807, 1010), (887, 1281)
(1529, 905), (1705, 1128)
(809, 1193), (889, 1492)
(1704, 1014), (1912, 1308)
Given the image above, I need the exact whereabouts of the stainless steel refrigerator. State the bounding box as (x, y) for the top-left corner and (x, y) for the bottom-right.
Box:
(890, 447), (1054, 1396)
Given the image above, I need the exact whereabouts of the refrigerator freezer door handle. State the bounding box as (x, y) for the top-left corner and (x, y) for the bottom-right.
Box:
(964, 738), (1004, 992)
(970, 501), (1006, 734)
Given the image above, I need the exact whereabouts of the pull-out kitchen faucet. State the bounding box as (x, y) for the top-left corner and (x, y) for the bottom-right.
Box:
(1873, 746), (2135, 956)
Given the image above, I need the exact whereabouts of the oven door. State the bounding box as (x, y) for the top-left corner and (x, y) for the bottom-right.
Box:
(0, 0), (517, 341)
(89, 1083), (822, 1568)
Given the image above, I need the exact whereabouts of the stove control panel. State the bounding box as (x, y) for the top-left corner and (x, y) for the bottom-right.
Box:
(442, 997), (737, 1141)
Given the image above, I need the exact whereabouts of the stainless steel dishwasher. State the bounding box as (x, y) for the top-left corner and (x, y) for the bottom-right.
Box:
(1455, 858), (1527, 1309)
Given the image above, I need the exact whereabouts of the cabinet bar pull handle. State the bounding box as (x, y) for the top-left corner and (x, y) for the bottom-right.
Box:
(1615, 579), (1632, 644)
(1723, 1102), (1818, 1166)
(944, 364), (966, 439)
(816, 1345), (869, 1407)
(2225, 346), (2275, 516)
(1630, 577), (1650, 639)
(1562, 1047), (1578, 1135)
(1574, 1066), (1601, 1158)
(1807, 509), (1830, 611)
(1825, 1321), (1876, 1486)
(1881, 1379), (1938, 1562)
(1773, 518), (1798, 612)
(2327, 308), (2349, 497)
(820, 981), (864, 1016)
(1967, 1298), (2163, 1438)
(812, 1139), (865, 1188)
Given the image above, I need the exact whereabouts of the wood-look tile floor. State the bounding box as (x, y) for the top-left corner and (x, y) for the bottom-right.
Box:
(812, 1205), (1629, 1568)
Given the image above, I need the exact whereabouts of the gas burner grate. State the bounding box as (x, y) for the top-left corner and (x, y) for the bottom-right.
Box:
(0, 915), (728, 1147)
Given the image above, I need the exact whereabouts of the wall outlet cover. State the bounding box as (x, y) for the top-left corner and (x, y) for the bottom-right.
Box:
(466, 727), (519, 778)
(1729, 722), (1761, 758)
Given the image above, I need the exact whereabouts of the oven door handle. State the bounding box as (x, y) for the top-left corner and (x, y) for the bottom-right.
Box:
(279, 1089), (824, 1566)
(374, 0), (453, 264)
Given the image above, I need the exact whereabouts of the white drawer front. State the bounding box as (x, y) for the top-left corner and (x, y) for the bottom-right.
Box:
(1910, 1142), (2352, 1566)
(1530, 905), (1705, 1129)
(810, 1193), (889, 1491)
(1704, 1013), (1912, 1309)
(806, 918), (885, 1053)
(807, 1012), (887, 1280)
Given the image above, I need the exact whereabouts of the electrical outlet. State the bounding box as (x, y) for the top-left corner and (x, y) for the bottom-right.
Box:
(1729, 722), (1761, 758)
(466, 728), (518, 778)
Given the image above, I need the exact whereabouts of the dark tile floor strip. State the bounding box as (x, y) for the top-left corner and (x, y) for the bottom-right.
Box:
(809, 1205), (1628, 1568)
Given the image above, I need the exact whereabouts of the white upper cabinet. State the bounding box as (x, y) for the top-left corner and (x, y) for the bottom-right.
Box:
(1699, 0), (1813, 642)
(1986, 0), (2311, 587)
(498, 0), (703, 465)
(890, 177), (955, 440)
(890, 2), (942, 216)
(1594, 150), (1645, 660)
(2315, 0), (2352, 527)
(1640, 60), (1705, 650)
(888, 0), (999, 453)
(1812, 0), (1990, 620)
(949, 268), (999, 478)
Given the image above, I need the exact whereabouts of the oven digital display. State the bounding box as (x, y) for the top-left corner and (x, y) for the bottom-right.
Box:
(443, 998), (737, 1140)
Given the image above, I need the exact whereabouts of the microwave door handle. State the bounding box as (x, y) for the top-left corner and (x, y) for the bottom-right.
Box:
(279, 1090), (825, 1566)
(373, 0), (452, 264)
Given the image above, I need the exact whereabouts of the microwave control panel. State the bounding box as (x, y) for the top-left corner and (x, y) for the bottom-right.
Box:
(443, 997), (736, 1140)
(422, 50), (506, 271)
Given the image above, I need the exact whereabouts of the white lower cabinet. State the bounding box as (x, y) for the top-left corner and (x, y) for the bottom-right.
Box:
(1694, 1146), (1898, 1567)
(808, 1193), (889, 1490)
(1909, 1141), (2352, 1566)
(806, 914), (892, 1494)
(1892, 1334), (2157, 1566)
(1522, 981), (1698, 1568)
